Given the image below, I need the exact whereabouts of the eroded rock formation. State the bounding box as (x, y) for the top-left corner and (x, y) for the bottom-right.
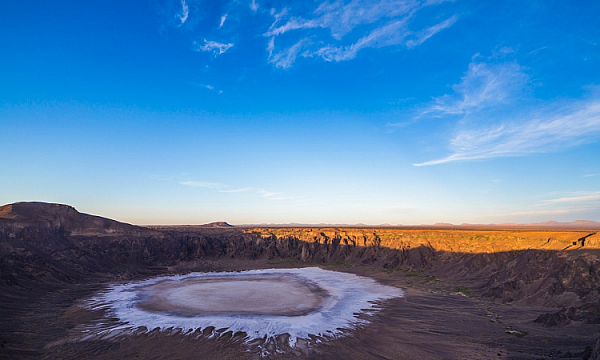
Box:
(1, 202), (600, 358)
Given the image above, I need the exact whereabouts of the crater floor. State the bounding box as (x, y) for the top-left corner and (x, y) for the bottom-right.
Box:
(137, 274), (328, 316)
(86, 267), (404, 349)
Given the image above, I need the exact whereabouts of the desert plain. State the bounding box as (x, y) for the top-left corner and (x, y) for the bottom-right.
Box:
(1, 202), (600, 359)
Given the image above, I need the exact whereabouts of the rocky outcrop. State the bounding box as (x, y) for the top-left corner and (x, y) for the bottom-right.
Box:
(535, 304), (600, 326)
(478, 250), (600, 307)
(2, 202), (600, 359)
(2, 202), (599, 311)
(0, 202), (150, 236)
(249, 227), (600, 252)
(245, 228), (600, 308)
(593, 338), (600, 360)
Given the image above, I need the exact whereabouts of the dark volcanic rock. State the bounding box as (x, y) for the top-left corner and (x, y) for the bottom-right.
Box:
(201, 222), (234, 228)
(2, 202), (600, 359)
(535, 303), (600, 326)
(480, 250), (600, 307)
(0, 202), (146, 236)
(534, 310), (573, 327)
(2, 202), (600, 309)
(593, 338), (600, 360)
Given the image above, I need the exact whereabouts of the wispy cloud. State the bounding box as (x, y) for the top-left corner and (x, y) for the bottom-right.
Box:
(540, 192), (600, 205)
(250, 0), (259, 12)
(189, 82), (223, 94)
(583, 173), (600, 177)
(179, 180), (223, 188)
(257, 189), (294, 200)
(182, 180), (295, 201)
(487, 192), (600, 220)
(424, 60), (529, 116)
(264, 0), (457, 68)
(314, 19), (409, 62)
(178, 0), (189, 25)
(268, 39), (310, 69)
(413, 58), (600, 166)
(496, 191), (600, 216)
(502, 208), (591, 217)
(406, 15), (458, 48)
(258, 190), (279, 197)
(219, 14), (228, 28)
(265, 0), (418, 39)
(415, 96), (600, 166)
(219, 187), (251, 193)
(194, 39), (234, 56)
(204, 84), (223, 94)
(164, 0), (456, 69)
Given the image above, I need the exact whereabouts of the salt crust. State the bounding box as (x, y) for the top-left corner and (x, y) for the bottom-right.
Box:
(87, 267), (404, 347)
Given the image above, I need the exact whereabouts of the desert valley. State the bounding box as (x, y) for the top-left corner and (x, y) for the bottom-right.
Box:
(1, 202), (599, 359)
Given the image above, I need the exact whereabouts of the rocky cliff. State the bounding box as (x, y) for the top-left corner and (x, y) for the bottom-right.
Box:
(1, 202), (600, 359)
(2, 203), (599, 309)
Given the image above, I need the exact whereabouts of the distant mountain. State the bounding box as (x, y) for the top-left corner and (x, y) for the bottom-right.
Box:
(445, 220), (600, 230)
(3, 202), (598, 230)
(537, 220), (600, 228)
(200, 221), (234, 228)
(241, 220), (600, 230)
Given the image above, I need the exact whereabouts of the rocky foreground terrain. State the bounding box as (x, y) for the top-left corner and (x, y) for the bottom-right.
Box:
(1, 202), (600, 359)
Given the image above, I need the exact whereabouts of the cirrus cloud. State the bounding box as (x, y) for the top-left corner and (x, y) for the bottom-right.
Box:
(265, 0), (458, 68)
(412, 58), (600, 166)
(194, 39), (234, 56)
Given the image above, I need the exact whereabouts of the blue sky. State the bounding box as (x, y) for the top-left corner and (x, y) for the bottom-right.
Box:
(1, 0), (599, 225)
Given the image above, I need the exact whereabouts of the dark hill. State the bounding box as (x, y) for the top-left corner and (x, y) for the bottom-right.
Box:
(0, 202), (148, 236)
(1, 202), (599, 359)
(201, 221), (233, 228)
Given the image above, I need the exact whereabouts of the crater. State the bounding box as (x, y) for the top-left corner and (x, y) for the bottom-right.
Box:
(87, 267), (404, 348)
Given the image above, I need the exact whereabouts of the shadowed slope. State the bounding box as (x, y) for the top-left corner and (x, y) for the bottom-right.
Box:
(0, 202), (149, 236)
(1, 202), (600, 359)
